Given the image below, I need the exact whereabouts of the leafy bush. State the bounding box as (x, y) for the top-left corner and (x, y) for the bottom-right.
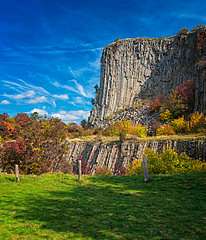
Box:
(0, 114), (70, 175)
(149, 95), (165, 112)
(0, 139), (27, 173)
(156, 80), (195, 119)
(95, 166), (112, 176)
(132, 124), (148, 137)
(103, 120), (130, 136)
(165, 90), (188, 118)
(126, 159), (142, 176)
(103, 120), (147, 138)
(171, 116), (188, 133)
(175, 80), (194, 103)
(0, 121), (15, 138)
(189, 112), (205, 131)
(145, 148), (206, 174)
(160, 109), (172, 123)
(156, 124), (176, 136)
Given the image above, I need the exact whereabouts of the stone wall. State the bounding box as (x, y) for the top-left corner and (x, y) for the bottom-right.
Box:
(65, 138), (206, 175)
(89, 27), (206, 126)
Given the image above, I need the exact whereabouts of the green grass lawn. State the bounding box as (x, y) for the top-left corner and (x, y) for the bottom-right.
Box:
(0, 173), (206, 240)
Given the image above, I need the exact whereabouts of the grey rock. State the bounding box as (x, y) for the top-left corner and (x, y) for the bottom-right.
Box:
(89, 27), (206, 127)
(64, 138), (206, 175)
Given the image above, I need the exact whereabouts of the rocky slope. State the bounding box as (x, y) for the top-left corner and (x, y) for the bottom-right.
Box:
(89, 26), (206, 127)
(65, 137), (206, 175)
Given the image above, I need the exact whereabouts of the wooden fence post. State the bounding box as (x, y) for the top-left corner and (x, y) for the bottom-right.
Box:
(78, 158), (82, 182)
(15, 164), (20, 182)
(142, 156), (149, 183)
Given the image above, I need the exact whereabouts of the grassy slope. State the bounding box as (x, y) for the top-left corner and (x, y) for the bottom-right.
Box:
(0, 173), (206, 240)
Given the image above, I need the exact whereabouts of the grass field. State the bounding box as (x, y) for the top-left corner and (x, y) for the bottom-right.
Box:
(0, 173), (206, 240)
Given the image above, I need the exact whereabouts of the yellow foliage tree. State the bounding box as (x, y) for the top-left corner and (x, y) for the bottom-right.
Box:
(156, 124), (176, 136)
(160, 109), (172, 122)
(171, 116), (188, 133)
(189, 112), (205, 130)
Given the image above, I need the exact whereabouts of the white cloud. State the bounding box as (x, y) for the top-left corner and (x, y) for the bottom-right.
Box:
(52, 81), (78, 94)
(27, 96), (48, 104)
(53, 94), (69, 100)
(89, 58), (100, 70)
(71, 96), (91, 106)
(71, 79), (90, 98)
(175, 13), (206, 21)
(68, 66), (91, 78)
(53, 79), (91, 98)
(52, 80), (91, 98)
(51, 110), (90, 123)
(17, 79), (49, 95)
(3, 90), (35, 100)
(0, 100), (10, 105)
(1, 78), (66, 106)
(30, 108), (48, 116)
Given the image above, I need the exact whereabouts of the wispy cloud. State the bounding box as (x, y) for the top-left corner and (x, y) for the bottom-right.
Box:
(52, 80), (92, 98)
(0, 100), (10, 105)
(71, 96), (91, 106)
(89, 58), (100, 70)
(172, 12), (206, 21)
(1, 78), (69, 106)
(27, 96), (48, 104)
(71, 79), (90, 98)
(3, 90), (35, 100)
(1, 45), (103, 58)
(52, 81), (79, 94)
(53, 94), (69, 100)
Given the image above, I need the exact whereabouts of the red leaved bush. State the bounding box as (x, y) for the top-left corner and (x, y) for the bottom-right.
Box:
(0, 113), (9, 121)
(3, 139), (26, 154)
(149, 95), (166, 112)
(0, 113), (71, 175)
(0, 121), (16, 137)
(175, 80), (194, 102)
(0, 139), (27, 173)
(15, 113), (31, 127)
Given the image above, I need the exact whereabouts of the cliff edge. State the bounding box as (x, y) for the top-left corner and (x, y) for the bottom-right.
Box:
(89, 26), (206, 127)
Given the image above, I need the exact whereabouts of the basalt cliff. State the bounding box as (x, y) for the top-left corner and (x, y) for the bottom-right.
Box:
(88, 26), (206, 127)
(62, 27), (206, 174)
(65, 137), (206, 175)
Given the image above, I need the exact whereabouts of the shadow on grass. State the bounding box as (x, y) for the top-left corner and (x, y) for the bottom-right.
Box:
(14, 173), (206, 240)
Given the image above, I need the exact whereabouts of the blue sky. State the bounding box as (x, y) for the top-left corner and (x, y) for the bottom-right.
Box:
(0, 0), (206, 122)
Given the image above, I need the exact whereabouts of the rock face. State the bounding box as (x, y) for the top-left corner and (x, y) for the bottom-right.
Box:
(65, 138), (206, 175)
(89, 26), (206, 126)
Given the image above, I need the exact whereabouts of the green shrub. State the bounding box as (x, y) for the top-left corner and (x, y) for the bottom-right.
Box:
(126, 159), (142, 175)
(145, 148), (206, 174)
